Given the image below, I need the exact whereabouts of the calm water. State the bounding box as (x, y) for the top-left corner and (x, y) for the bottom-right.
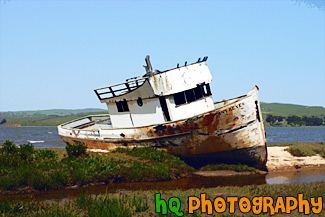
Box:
(266, 170), (325, 185)
(2, 171), (324, 202)
(265, 127), (325, 144)
(0, 126), (66, 149)
(0, 126), (324, 149)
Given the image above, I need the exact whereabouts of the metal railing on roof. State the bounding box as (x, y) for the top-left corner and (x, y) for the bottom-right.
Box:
(94, 77), (148, 100)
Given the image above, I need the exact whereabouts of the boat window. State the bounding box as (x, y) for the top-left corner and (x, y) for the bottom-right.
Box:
(203, 84), (212, 96)
(137, 97), (143, 106)
(173, 83), (212, 106)
(185, 89), (195, 103)
(194, 85), (203, 100)
(174, 92), (186, 105)
(116, 99), (129, 112)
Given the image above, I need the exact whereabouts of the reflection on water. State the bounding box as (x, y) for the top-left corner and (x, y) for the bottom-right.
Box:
(2, 170), (325, 202)
(0, 174), (266, 202)
(266, 170), (325, 185)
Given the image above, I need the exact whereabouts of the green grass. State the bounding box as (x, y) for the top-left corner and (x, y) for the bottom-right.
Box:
(200, 164), (257, 172)
(114, 147), (185, 165)
(0, 141), (192, 192)
(113, 147), (193, 180)
(1, 141), (323, 194)
(3, 141), (324, 193)
(285, 143), (325, 158)
(76, 194), (149, 217)
(47, 149), (67, 160)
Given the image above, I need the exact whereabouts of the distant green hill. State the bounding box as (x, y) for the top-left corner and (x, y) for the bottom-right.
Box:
(260, 102), (325, 118)
(0, 103), (324, 126)
(0, 109), (107, 126)
(0, 108), (106, 118)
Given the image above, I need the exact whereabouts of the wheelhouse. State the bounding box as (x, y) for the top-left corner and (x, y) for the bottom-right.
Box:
(94, 56), (215, 128)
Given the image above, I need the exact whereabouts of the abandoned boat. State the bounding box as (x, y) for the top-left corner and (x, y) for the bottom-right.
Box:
(58, 56), (267, 169)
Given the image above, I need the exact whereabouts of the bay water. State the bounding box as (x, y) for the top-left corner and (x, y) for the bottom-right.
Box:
(0, 126), (324, 149)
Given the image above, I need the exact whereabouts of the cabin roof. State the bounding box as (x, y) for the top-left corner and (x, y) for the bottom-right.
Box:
(94, 57), (208, 101)
(94, 77), (148, 101)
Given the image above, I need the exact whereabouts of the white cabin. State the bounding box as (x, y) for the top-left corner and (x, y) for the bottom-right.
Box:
(94, 56), (215, 128)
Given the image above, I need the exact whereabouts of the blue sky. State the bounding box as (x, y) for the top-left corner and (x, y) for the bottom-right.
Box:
(0, 0), (324, 111)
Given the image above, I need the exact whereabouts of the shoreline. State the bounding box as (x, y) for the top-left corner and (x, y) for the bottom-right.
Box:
(266, 146), (325, 171)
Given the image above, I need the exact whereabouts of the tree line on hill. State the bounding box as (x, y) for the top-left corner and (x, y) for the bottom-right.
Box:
(265, 115), (324, 126)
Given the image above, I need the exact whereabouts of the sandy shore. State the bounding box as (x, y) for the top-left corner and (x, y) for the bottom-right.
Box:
(195, 146), (325, 177)
(90, 146), (325, 175)
(266, 146), (325, 171)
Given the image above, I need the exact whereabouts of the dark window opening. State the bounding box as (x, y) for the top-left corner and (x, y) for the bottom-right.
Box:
(185, 89), (195, 103)
(116, 102), (123, 112)
(137, 97), (143, 106)
(159, 96), (171, 121)
(116, 99), (129, 112)
(173, 83), (212, 106)
(194, 86), (203, 100)
(174, 92), (186, 106)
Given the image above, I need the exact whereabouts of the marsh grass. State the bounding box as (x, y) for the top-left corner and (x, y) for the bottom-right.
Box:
(37, 204), (79, 217)
(287, 144), (325, 158)
(286, 143), (324, 158)
(0, 200), (25, 216)
(66, 142), (87, 158)
(114, 147), (186, 165)
(0, 193), (149, 217)
(77, 195), (132, 217)
(0, 141), (191, 192)
(114, 147), (192, 179)
(76, 194), (149, 217)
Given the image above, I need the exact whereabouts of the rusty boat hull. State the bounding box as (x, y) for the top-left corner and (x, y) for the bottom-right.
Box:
(58, 86), (267, 170)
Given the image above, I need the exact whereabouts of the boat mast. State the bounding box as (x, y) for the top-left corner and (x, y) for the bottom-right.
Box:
(143, 55), (153, 76)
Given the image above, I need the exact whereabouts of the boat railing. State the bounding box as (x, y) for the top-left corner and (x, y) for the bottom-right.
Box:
(60, 115), (110, 129)
(72, 118), (111, 129)
(94, 77), (148, 100)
